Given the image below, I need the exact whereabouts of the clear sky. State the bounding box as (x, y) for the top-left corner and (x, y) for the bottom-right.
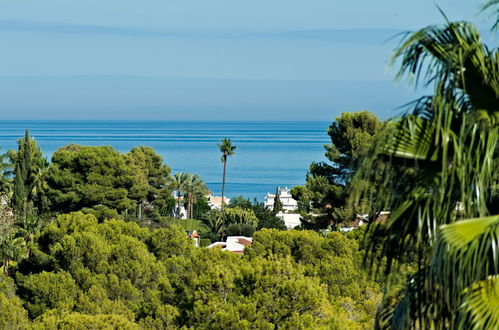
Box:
(0, 0), (491, 120)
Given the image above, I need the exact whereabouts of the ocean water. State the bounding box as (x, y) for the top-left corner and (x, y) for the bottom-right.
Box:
(0, 121), (330, 200)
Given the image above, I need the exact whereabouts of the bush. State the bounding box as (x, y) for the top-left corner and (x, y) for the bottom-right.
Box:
(199, 238), (211, 247)
(226, 223), (255, 237)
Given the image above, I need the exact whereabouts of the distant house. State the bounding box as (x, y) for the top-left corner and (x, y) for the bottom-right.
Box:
(340, 214), (369, 233)
(375, 211), (390, 223)
(264, 187), (297, 212)
(207, 194), (231, 210)
(340, 211), (391, 232)
(207, 236), (253, 254)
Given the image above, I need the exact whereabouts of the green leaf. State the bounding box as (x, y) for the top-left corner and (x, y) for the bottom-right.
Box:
(459, 276), (499, 330)
(441, 215), (499, 249)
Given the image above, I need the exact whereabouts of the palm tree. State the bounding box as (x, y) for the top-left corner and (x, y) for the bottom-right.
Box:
(0, 233), (27, 275)
(167, 173), (188, 219)
(0, 151), (13, 196)
(30, 157), (49, 198)
(351, 13), (498, 329)
(184, 174), (208, 219)
(202, 209), (225, 238)
(217, 138), (236, 213)
(19, 215), (40, 257)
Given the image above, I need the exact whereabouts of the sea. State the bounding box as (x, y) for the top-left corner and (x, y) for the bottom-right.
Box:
(0, 121), (331, 201)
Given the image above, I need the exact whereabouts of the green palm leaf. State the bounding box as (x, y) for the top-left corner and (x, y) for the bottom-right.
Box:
(441, 215), (499, 249)
(459, 276), (499, 330)
(351, 12), (499, 329)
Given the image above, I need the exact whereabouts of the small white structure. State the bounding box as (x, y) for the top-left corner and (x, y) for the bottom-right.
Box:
(207, 194), (231, 210)
(276, 212), (301, 229)
(208, 236), (253, 254)
(264, 187), (298, 212)
(340, 213), (369, 232)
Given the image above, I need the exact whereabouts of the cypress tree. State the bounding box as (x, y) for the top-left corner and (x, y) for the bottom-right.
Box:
(273, 186), (283, 213)
(12, 129), (35, 221)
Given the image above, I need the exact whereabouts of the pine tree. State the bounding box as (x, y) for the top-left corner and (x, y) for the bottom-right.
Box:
(273, 186), (283, 213)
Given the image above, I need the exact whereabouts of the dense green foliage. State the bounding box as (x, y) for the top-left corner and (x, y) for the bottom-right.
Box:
(11, 129), (48, 221)
(292, 111), (383, 228)
(46, 145), (147, 215)
(2, 6), (496, 328)
(45, 144), (174, 221)
(127, 146), (174, 219)
(272, 187), (283, 213)
(351, 6), (499, 328)
(229, 196), (287, 231)
(0, 212), (380, 328)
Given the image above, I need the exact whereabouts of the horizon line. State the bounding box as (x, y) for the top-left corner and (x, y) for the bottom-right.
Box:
(0, 119), (332, 123)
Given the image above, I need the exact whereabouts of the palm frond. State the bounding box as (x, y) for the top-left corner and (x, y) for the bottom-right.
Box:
(392, 21), (499, 112)
(440, 215), (499, 249)
(376, 217), (499, 329)
(459, 276), (499, 330)
(351, 16), (499, 329)
(482, 0), (499, 30)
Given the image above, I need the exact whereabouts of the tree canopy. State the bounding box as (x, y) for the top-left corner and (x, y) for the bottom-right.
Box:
(45, 145), (173, 220)
(0, 212), (381, 328)
(291, 111), (384, 228)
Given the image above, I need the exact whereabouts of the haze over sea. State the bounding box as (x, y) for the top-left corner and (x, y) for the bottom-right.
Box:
(0, 121), (330, 200)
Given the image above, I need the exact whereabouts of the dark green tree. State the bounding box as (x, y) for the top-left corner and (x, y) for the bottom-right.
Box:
(272, 187), (283, 213)
(45, 145), (149, 215)
(192, 195), (211, 220)
(127, 146), (174, 219)
(229, 196), (286, 230)
(11, 129), (45, 221)
(291, 111), (383, 229)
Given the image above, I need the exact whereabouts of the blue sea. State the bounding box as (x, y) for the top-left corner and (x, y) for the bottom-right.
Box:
(0, 121), (330, 200)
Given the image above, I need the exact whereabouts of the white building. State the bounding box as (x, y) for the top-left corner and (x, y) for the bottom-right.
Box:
(264, 187), (298, 212)
(173, 204), (187, 219)
(276, 212), (301, 229)
(207, 194), (231, 210)
(208, 236), (253, 254)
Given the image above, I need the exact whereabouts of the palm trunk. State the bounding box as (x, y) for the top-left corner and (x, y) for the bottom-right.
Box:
(221, 156), (227, 241)
(187, 194), (192, 219)
(190, 196), (195, 219)
(221, 157), (227, 211)
(138, 201), (142, 221)
(177, 190), (181, 219)
(4, 258), (10, 276)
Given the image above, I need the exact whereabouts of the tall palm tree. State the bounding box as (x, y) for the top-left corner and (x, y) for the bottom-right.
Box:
(167, 172), (188, 219)
(184, 174), (208, 219)
(351, 14), (498, 329)
(217, 138), (236, 213)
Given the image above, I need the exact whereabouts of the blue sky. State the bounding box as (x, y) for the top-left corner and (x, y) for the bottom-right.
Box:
(0, 0), (491, 120)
